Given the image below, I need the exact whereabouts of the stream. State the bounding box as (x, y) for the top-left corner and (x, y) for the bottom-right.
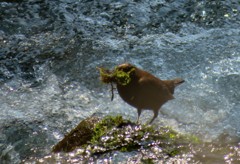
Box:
(0, 0), (240, 163)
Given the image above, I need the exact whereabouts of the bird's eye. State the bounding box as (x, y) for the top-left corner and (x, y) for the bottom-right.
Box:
(123, 66), (130, 71)
(116, 63), (135, 73)
(119, 66), (132, 72)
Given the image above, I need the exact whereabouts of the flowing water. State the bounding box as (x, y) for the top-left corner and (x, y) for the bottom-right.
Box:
(0, 0), (240, 163)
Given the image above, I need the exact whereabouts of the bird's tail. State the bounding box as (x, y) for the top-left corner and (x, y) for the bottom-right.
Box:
(173, 78), (185, 87)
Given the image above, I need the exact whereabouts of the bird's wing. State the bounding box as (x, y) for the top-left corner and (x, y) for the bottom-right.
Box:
(138, 76), (174, 100)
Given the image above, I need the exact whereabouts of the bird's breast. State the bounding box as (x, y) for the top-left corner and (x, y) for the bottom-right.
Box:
(117, 82), (137, 101)
(116, 77), (174, 110)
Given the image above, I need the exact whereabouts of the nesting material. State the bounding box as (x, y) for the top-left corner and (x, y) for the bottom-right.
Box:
(97, 66), (135, 101)
(97, 66), (135, 86)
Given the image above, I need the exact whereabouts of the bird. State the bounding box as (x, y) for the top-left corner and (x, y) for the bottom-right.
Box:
(114, 63), (184, 124)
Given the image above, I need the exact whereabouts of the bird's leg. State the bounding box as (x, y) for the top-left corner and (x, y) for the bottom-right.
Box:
(149, 110), (159, 124)
(136, 108), (142, 124)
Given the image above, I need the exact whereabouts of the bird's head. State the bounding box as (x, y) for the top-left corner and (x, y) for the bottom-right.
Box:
(116, 63), (135, 72)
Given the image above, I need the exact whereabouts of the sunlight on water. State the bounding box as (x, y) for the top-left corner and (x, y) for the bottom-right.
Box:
(1, 0), (240, 163)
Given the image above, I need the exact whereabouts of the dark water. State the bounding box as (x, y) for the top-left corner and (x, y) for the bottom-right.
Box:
(0, 0), (240, 163)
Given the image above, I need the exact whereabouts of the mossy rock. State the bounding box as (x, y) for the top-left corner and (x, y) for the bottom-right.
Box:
(52, 116), (100, 152)
(52, 115), (200, 159)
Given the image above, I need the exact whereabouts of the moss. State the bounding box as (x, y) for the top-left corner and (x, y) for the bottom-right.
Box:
(141, 158), (154, 164)
(114, 67), (135, 86)
(98, 67), (135, 86)
(90, 115), (130, 144)
(166, 149), (181, 157)
(185, 134), (201, 144)
(120, 147), (128, 152)
(97, 67), (114, 84)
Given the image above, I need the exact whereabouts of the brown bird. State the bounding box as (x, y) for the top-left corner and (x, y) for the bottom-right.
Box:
(115, 63), (184, 124)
